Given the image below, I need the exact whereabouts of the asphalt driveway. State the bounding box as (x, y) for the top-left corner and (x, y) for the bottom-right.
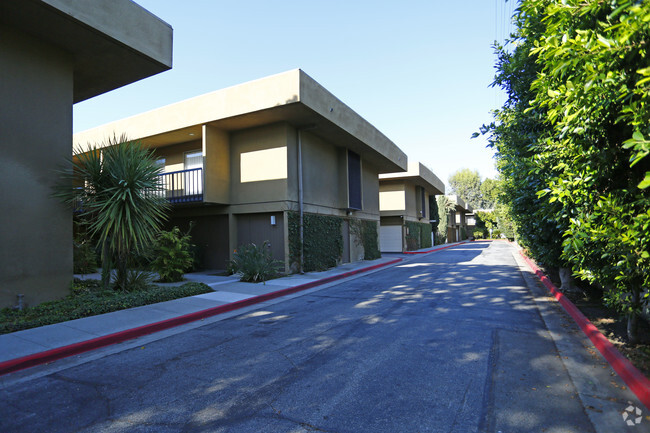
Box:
(0, 242), (644, 432)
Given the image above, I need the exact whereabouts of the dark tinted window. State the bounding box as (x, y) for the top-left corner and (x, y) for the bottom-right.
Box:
(348, 150), (362, 210)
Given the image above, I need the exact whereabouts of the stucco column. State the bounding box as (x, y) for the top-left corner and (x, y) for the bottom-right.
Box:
(0, 27), (73, 308)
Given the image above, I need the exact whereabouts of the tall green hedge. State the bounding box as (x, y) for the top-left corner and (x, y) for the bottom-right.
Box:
(288, 212), (342, 272)
(483, 0), (650, 341)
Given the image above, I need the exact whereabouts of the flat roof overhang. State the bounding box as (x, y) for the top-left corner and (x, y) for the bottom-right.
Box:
(379, 162), (445, 195)
(74, 69), (407, 173)
(0, 0), (173, 103)
(447, 195), (472, 213)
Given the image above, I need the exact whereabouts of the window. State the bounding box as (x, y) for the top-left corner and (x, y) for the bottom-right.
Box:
(415, 187), (426, 219)
(184, 151), (202, 170)
(153, 158), (166, 197)
(184, 150), (203, 196)
(347, 150), (362, 210)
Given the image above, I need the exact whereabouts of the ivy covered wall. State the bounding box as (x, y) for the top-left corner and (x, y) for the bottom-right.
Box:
(288, 212), (342, 272)
(359, 219), (380, 260)
(404, 221), (432, 251)
(288, 212), (381, 271)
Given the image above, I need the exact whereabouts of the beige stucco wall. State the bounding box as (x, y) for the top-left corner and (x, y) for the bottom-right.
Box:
(298, 70), (406, 173)
(230, 123), (290, 206)
(1, 0), (173, 103)
(360, 161), (380, 221)
(74, 70), (406, 174)
(75, 72), (301, 150)
(0, 27), (73, 308)
(404, 183), (418, 222)
(153, 140), (202, 172)
(301, 131), (344, 211)
(408, 185), (431, 222)
(380, 179), (432, 222)
(203, 125), (230, 204)
(41, 0), (172, 69)
(379, 180), (406, 215)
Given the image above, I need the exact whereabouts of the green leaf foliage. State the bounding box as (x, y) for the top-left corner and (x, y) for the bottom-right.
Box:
(0, 280), (211, 334)
(150, 226), (195, 283)
(484, 0), (650, 334)
(55, 135), (169, 290)
(288, 212), (343, 272)
(405, 221), (432, 250)
(448, 168), (482, 208)
(358, 220), (381, 260)
(73, 231), (97, 274)
(229, 241), (283, 283)
(436, 196), (456, 244)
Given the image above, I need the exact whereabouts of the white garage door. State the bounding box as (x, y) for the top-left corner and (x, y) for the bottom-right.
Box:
(380, 225), (403, 252)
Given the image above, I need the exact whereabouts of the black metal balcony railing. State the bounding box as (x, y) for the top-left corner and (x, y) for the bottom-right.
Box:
(157, 168), (203, 204)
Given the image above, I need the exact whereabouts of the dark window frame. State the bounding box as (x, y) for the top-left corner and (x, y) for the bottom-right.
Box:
(347, 150), (362, 210)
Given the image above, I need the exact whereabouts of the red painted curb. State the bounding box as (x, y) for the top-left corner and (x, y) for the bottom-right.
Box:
(519, 251), (650, 410)
(403, 243), (466, 255)
(0, 258), (403, 376)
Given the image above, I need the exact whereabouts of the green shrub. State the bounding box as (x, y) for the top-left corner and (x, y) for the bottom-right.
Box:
(0, 280), (212, 334)
(229, 241), (282, 283)
(473, 230), (484, 239)
(150, 226), (194, 282)
(73, 235), (97, 274)
(491, 229), (502, 239)
(288, 212), (343, 272)
(460, 227), (467, 240)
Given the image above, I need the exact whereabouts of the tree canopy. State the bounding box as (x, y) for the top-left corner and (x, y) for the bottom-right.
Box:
(448, 168), (482, 208)
(483, 0), (650, 342)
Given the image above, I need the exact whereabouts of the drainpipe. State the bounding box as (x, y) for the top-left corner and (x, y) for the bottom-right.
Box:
(298, 129), (304, 274)
(297, 125), (316, 274)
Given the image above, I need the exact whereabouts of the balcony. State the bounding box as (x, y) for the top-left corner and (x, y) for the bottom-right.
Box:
(157, 168), (203, 204)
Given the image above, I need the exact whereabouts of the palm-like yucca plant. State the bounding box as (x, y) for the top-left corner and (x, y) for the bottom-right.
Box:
(55, 135), (169, 290)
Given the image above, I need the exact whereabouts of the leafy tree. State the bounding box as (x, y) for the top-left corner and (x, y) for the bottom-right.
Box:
(448, 168), (482, 208)
(478, 1), (567, 272)
(524, 0), (650, 342)
(476, 210), (496, 232)
(56, 135), (169, 290)
(480, 178), (500, 209)
(484, 0), (650, 342)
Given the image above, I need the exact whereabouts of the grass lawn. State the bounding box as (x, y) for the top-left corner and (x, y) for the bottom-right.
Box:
(0, 279), (212, 334)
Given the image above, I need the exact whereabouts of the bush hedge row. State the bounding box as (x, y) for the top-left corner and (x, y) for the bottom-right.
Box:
(0, 280), (212, 334)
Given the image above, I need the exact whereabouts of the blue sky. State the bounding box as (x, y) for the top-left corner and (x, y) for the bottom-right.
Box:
(73, 1), (516, 187)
